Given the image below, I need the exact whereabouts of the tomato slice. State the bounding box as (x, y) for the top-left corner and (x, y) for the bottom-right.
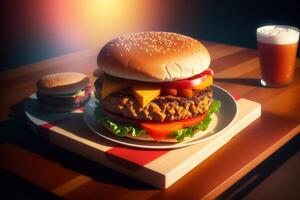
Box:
(177, 88), (193, 98)
(139, 112), (208, 142)
(140, 122), (182, 142)
(180, 112), (207, 127)
(162, 88), (177, 96)
(103, 69), (214, 91)
(161, 69), (214, 89)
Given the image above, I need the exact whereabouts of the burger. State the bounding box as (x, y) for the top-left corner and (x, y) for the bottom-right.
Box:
(36, 72), (92, 112)
(94, 32), (221, 142)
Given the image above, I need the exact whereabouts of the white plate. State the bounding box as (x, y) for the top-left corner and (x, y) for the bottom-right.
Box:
(84, 85), (238, 149)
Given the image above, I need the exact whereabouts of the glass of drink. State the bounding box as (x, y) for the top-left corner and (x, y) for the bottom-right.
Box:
(257, 25), (299, 87)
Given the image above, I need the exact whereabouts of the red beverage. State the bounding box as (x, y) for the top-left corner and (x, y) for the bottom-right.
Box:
(257, 25), (299, 87)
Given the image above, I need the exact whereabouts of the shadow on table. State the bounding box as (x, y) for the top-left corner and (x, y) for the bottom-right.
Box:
(0, 168), (60, 200)
(214, 78), (263, 87)
(0, 100), (155, 194)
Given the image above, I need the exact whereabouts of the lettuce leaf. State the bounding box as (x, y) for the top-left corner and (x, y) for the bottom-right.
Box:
(94, 99), (221, 141)
(94, 101), (147, 137)
(105, 119), (147, 137)
(171, 100), (221, 142)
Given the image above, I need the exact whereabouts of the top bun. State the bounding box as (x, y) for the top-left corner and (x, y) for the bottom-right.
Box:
(97, 32), (210, 82)
(37, 72), (89, 94)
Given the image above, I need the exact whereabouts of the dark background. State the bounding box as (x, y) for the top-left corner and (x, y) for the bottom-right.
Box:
(1, 0), (300, 71)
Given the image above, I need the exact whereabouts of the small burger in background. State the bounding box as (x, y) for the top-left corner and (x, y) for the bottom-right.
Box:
(36, 72), (92, 112)
(94, 32), (221, 142)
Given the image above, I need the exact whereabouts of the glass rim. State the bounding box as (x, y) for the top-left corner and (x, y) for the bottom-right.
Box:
(257, 25), (299, 34)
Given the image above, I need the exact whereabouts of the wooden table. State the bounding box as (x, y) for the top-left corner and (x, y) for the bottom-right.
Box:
(0, 41), (299, 199)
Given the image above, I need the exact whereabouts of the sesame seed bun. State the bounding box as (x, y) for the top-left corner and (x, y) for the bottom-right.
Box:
(97, 32), (210, 82)
(37, 72), (89, 94)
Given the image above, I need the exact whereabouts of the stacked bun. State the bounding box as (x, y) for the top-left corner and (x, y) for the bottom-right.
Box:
(36, 72), (91, 112)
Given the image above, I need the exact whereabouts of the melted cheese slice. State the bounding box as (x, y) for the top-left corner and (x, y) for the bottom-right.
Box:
(132, 84), (161, 107)
(193, 75), (213, 90)
(101, 79), (130, 99)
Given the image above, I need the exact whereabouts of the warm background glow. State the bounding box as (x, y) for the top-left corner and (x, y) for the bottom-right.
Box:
(2, 0), (174, 69)
(39, 0), (168, 49)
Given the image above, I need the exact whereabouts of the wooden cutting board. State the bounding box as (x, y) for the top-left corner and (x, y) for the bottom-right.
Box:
(24, 96), (261, 189)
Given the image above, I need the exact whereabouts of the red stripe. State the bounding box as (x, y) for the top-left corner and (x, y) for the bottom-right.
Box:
(233, 95), (241, 101)
(40, 122), (57, 129)
(40, 118), (70, 129)
(38, 118), (70, 135)
(38, 118), (70, 140)
(106, 147), (168, 166)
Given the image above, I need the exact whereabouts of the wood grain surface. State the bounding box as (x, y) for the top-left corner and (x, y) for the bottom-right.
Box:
(0, 41), (299, 199)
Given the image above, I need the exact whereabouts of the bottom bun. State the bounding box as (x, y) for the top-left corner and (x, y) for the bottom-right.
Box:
(103, 124), (207, 143)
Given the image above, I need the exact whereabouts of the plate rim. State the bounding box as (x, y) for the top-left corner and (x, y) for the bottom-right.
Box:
(83, 85), (238, 149)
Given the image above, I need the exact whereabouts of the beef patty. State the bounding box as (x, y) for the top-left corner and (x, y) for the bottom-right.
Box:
(102, 86), (212, 122)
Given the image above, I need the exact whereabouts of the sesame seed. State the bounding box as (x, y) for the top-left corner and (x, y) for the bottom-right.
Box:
(107, 32), (199, 56)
